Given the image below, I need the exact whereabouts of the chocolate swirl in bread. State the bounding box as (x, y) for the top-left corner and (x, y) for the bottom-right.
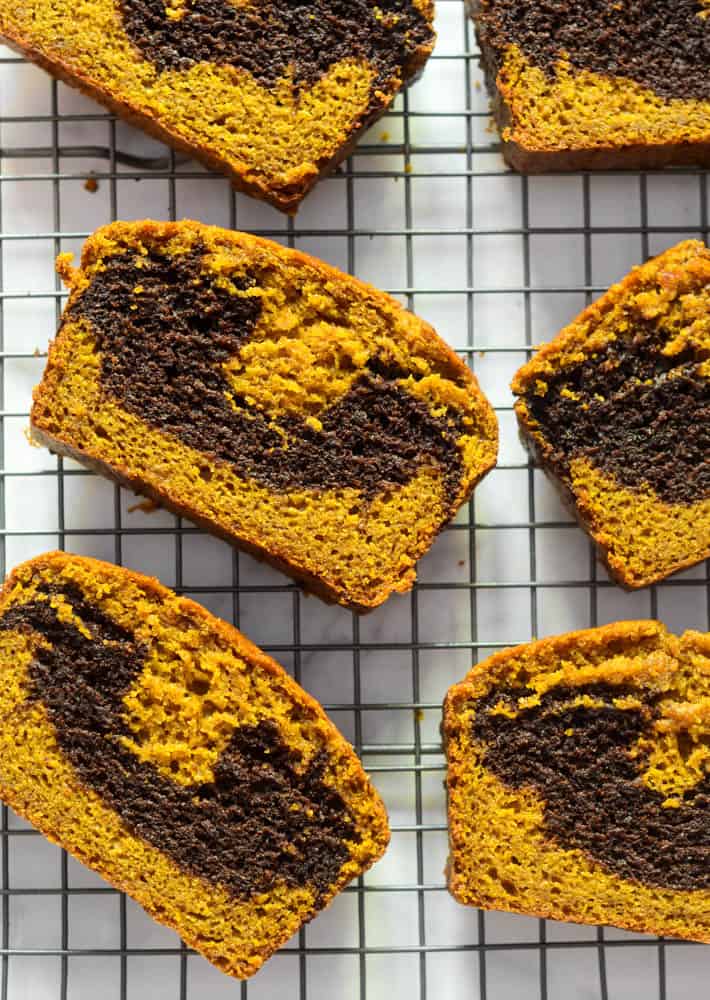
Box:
(70, 246), (465, 503)
(1, 582), (357, 902)
(473, 684), (710, 891)
(119, 0), (434, 102)
(476, 0), (710, 102)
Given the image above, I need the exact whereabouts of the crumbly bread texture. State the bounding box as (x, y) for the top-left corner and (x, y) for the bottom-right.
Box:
(444, 620), (710, 942)
(31, 220), (498, 611)
(0, 552), (390, 979)
(0, 1), (434, 212)
(512, 240), (710, 589)
(470, 0), (710, 172)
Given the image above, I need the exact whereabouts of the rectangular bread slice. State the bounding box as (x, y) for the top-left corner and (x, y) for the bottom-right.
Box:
(30, 219), (498, 611)
(470, 0), (710, 172)
(0, 0), (435, 212)
(444, 620), (710, 942)
(0, 551), (390, 979)
(512, 240), (710, 589)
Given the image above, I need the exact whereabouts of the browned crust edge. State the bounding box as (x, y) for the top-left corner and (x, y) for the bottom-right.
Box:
(28, 426), (369, 608)
(0, 15), (435, 214)
(500, 140), (710, 174)
(444, 885), (710, 945)
(0, 550), (391, 978)
(441, 620), (710, 945)
(466, 0), (710, 173)
(30, 219), (498, 612)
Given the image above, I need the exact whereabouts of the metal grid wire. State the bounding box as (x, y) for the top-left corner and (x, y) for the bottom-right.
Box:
(1, 2), (710, 997)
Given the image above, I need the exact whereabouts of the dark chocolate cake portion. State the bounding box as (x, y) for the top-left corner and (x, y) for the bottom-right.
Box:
(521, 324), (709, 506)
(1, 581), (357, 903)
(475, 0), (710, 103)
(70, 246), (466, 504)
(472, 684), (710, 891)
(0, 552), (390, 979)
(119, 0), (434, 103)
(444, 621), (710, 944)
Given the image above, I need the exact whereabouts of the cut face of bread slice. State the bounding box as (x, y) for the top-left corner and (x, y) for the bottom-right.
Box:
(512, 240), (710, 589)
(31, 220), (498, 611)
(0, 0), (435, 212)
(470, 0), (710, 172)
(444, 620), (710, 943)
(0, 552), (389, 979)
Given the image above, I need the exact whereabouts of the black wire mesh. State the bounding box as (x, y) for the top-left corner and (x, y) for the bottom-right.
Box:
(1, 2), (710, 998)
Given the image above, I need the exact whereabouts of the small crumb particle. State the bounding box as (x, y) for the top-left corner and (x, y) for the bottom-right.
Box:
(84, 175), (98, 193)
(474, 81), (482, 91)
(305, 415), (323, 433)
(478, 351), (486, 358)
(404, 162), (413, 174)
(33, 346), (42, 357)
(380, 130), (390, 142)
(127, 498), (161, 515)
(458, 560), (465, 567)
(23, 426), (40, 448)
(414, 708), (424, 722)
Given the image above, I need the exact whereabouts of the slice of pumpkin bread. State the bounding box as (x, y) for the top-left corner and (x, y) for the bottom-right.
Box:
(470, 0), (710, 172)
(512, 240), (710, 589)
(0, 0), (435, 212)
(444, 620), (710, 942)
(30, 219), (498, 611)
(0, 551), (390, 979)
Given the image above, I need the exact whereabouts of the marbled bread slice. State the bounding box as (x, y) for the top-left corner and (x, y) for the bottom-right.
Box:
(444, 621), (710, 942)
(31, 219), (498, 611)
(0, 551), (390, 979)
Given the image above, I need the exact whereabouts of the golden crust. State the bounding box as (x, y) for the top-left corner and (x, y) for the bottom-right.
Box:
(31, 219), (499, 611)
(0, 551), (390, 978)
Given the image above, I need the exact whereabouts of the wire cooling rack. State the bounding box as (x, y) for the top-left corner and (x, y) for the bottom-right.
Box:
(1, 2), (710, 998)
